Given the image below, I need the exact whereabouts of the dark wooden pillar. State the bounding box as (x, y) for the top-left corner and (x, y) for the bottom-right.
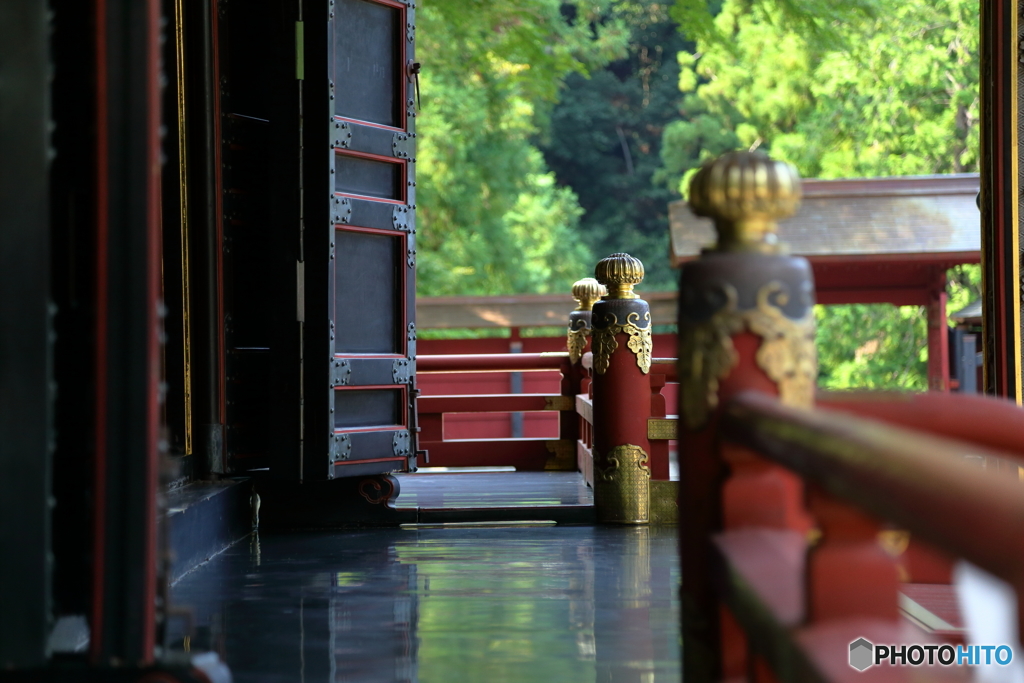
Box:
(979, 0), (1022, 401)
(0, 0), (52, 668)
(90, 0), (165, 664)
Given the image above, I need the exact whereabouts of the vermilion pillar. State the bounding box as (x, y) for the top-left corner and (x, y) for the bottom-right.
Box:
(677, 152), (818, 680)
(591, 253), (654, 524)
(927, 268), (950, 392)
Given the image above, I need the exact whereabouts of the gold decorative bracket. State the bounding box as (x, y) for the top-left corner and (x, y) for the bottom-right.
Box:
(592, 311), (653, 375)
(679, 281), (815, 430)
(567, 327), (589, 364)
(594, 444), (651, 524)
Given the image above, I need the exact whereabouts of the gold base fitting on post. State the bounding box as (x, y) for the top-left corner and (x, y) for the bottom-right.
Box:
(595, 444), (651, 524)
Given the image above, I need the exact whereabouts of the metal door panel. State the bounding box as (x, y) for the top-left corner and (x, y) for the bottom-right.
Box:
(333, 118), (413, 158)
(333, 196), (414, 233)
(303, 0), (416, 480)
(334, 153), (405, 200)
(330, 357), (412, 387)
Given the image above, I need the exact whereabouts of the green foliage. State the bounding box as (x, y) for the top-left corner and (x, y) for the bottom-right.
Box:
(670, 0), (878, 52)
(815, 305), (928, 390)
(540, 1), (693, 290)
(661, 0), (979, 193)
(660, 0), (980, 389)
(948, 264), (982, 316)
(416, 0), (631, 297)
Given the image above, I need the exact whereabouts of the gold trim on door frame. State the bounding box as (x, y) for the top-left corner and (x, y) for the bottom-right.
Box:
(174, 0), (194, 453)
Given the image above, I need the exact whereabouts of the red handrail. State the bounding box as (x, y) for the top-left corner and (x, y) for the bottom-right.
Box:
(819, 389), (1024, 460)
(723, 390), (1024, 636)
(416, 352), (579, 470)
(418, 352), (569, 372)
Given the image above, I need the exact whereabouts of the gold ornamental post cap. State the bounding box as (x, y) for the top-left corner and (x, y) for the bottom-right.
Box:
(688, 150), (802, 252)
(595, 253), (644, 299)
(571, 277), (606, 311)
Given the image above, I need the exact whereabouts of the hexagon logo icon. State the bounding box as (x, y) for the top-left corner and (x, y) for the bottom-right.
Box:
(849, 638), (874, 671)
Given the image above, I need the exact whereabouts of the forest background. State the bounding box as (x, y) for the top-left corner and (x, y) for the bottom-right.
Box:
(415, 0), (981, 390)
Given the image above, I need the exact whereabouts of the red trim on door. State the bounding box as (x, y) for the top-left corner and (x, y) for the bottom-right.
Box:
(91, 0), (109, 662)
(140, 0), (162, 661)
(333, 224), (407, 238)
(329, 0), (409, 130)
(333, 115), (404, 133)
(332, 226), (408, 354)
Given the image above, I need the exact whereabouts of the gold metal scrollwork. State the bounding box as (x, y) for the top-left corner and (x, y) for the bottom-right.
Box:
(678, 281), (816, 430)
(678, 285), (742, 429)
(747, 282), (816, 409)
(567, 326), (589, 364)
(592, 311), (652, 375)
(594, 444), (651, 524)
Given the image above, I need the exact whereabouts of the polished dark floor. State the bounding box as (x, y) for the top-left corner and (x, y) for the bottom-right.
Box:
(169, 525), (680, 683)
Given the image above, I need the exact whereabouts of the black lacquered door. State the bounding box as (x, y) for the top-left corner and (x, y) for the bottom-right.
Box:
(303, 0), (417, 480)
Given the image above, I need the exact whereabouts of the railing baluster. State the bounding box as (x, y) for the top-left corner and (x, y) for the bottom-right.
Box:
(805, 489), (900, 622)
(648, 373), (670, 481)
(563, 278), (602, 471)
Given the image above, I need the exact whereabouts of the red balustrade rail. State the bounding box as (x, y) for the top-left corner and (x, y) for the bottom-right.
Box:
(575, 352), (678, 484)
(672, 149), (1020, 683)
(416, 352), (582, 470)
(725, 391), (1024, 592)
(418, 352), (569, 373)
(698, 389), (1024, 682)
(819, 390), (1024, 463)
(415, 349), (680, 480)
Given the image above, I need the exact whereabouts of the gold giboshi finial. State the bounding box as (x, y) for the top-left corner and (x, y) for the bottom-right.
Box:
(595, 253), (644, 300)
(571, 278), (606, 311)
(688, 150), (802, 252)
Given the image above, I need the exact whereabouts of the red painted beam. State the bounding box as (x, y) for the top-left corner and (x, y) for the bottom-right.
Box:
(815, 288), (931, 306)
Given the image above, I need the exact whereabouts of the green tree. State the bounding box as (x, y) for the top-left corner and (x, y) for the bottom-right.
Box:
(540, 1), (693, 290)
(416, 0), (630, 297)
(660, 0), (980, 389)
(662, 0), (978, 193)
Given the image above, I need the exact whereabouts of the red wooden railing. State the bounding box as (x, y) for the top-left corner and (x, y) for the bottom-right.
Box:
(673, 150), (1024, 682)
(696, 390), (1024, 681)
(416, 353), (582, 470)
(413, 147), (1024, 680)
(575, 352), (679, 485)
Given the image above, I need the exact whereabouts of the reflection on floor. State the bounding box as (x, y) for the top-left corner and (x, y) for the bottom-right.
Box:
(169, 526), (680, 683)
(394, 472), (594, 509)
